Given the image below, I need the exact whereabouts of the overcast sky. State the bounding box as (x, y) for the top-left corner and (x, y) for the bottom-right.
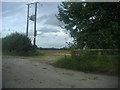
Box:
(1, 2), (73, 48)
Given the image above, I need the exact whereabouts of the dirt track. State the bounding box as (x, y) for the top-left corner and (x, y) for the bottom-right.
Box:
(2, 55), (118, 88)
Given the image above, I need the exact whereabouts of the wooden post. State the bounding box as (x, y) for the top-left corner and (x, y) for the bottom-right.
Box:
(64, 54), (67, 59)
(98, 49), (101, 56)
(71, 49), (76, 59)
(33, 2), (37, 46)
(26, 4), (30, 36)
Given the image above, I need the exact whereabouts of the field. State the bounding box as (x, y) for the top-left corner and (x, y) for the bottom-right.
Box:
(38, 50), (70, 55)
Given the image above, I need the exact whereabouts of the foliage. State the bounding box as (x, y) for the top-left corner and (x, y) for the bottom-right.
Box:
(57, 2), (120, 49)
(2, 32), (34, 55)
(53, 55), (119, 75)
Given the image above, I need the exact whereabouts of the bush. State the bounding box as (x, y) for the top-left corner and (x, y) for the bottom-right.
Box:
(2, 32), (34, 55)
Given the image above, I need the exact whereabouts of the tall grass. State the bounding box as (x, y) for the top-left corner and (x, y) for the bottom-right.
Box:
(2, 50), (45, 56)
(53, 51), (119, 76)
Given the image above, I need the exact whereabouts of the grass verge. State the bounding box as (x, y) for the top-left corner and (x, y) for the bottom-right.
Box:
(2, 50), (45, 56)
(53, 55), (119, 76)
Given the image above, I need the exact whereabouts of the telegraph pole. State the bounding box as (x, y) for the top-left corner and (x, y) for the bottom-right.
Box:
(26, 2), (40, 47)
(33, 2), (37, 46)
(26, 4), (30, 36)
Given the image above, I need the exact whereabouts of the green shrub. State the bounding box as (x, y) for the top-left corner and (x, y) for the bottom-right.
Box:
(2, 32), (34, 55)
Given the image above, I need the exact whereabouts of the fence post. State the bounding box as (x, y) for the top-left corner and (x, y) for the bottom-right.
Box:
(71, 49), (76, 59)
(64, 54), (67, 59)
(98, 49), (101, 56)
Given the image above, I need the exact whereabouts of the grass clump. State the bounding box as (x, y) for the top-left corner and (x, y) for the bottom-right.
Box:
(53, 55), (119, 75)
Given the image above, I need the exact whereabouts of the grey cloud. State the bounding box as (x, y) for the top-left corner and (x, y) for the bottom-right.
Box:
(37, 14), (48, 21)
(33, 2), (64, 27)
(37, 13), (65, 27)
(36, 32), (73, 48)
(37, 2), (60, 14)
(2, 2), (25, 17)
(45, 14), (65, 26)
(38, 27), (60, 34)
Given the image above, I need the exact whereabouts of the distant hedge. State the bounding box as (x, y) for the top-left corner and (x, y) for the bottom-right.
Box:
(2, 32), (33, 53)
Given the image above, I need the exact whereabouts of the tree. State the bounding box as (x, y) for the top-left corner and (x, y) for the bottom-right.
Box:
(2, 32), (33, 52)
(57, 2), (120, 49)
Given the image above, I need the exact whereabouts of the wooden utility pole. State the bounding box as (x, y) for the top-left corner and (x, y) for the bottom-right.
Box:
(33, 2), (37, 46)
(26, 4), (30, 36)
(26, 2), (39, 46)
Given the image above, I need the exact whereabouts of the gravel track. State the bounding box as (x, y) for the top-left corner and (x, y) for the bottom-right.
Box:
(2, 56), (118, 88)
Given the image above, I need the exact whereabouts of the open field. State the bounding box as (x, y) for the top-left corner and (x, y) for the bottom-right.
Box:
(38, 50), (70, 56)
(2, 50), (119, 88)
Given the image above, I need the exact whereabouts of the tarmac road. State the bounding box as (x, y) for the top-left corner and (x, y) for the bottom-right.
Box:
(2, 56), (119, 88)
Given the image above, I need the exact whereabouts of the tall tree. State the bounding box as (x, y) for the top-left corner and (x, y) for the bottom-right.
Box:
(57, 2), (119, 49)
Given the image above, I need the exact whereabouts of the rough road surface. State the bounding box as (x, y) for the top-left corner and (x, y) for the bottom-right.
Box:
(2, 56), (118, 88)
